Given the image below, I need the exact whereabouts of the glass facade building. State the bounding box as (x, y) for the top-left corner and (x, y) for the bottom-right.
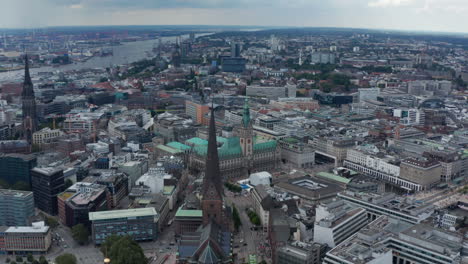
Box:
(89, 208), (158, 245)
(0, 189), (35, 227)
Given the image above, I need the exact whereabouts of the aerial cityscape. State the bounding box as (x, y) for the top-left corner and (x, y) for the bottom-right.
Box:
(0, 1), (468, 264)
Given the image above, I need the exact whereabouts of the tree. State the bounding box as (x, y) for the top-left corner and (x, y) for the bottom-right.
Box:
(16, 256), (23, 263)
(232, 205), (242, 232)
(6, 257), (11, 263)
(55, 254), (77, 264)
(64, 179), (74, 189)
(12, 181), (31, 191)
(101, 235), (147, 264)
(45, 216), (59, 229)
(27, 253), (34, 262)
(32, 261), (40, 264)
(72, 223), (89, 245)
(39, 256), (48, 264)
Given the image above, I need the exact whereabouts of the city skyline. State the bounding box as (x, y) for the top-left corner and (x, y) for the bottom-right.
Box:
(1, 0), (468, 33)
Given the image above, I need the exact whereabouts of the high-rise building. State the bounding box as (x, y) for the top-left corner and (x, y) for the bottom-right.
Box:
(0, 189), (35, 226)
(22, 55), (38, 144)
(31, 167), (65, 215)
(231, 42), (241, 58)
(313, 199), (368, 248)
(185, 100), (210, 125)
(0, 153), (37, 186)
(57, 182), (109, 227)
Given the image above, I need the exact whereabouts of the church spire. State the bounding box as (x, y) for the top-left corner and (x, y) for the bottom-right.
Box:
(22, 54), (34, 97)
(242, 97), (251, 128)
(203, 105), (223, 198)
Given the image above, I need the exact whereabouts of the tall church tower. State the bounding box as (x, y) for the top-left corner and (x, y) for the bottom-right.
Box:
(239, 98), (253, 157)
(201, 106), (224, 227)
(22, 55), (37, 144)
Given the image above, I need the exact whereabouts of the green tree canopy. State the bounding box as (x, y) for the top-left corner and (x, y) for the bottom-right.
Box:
(55, 254), (77, 264)
(101, 235), (147, 264)
(71, 223), (89, 245)
(39, 255), (48, 264)
(44, 216), (59, 229)
(64, 179), (74, 189)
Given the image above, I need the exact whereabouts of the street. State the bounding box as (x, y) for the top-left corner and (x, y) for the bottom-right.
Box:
(225, 190), (271, 264)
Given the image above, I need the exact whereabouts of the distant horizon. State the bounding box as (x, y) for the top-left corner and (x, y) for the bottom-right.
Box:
(1, 24), (467, 36)
(2, 1), (468, 34)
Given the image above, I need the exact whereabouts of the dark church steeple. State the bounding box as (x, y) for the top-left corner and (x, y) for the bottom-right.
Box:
(201, 105), (224, 226)
(22, 54), (37, 144)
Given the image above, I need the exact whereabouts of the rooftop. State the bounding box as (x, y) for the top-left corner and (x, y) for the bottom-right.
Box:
(6, 222), (49, 234)
(89, 207), (157, 221)
(0, 189), (33, 198)
(316, 172), (351, 185)
(175, 209), (203, 218)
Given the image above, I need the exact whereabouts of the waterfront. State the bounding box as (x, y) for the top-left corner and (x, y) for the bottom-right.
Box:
(0, 33), (210, 82)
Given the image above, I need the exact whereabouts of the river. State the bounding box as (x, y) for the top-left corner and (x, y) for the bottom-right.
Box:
(0, 33), (211, 83)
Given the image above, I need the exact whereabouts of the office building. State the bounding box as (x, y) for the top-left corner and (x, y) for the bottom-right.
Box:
(31, 167), (65, 215)
(58, 183), (109, 227)
(400, 158), (441, 190)
(174, 209), (203, 236)
(2, 222), (52, 255)
(313, 199), (368, 248)
(358, 88), (380, 102)
(344, 146), (425, 192)
(221, 57), (246, 73)
(89, 208), (158, 245)
(251, 184), (275, 232)
(279, 137), (315, 169)
(0, 153), (37, 186)
(337, 191), (434, 224)
(231, 42), (241, 58)
(323, 216), (463, 264)
(311, 136), (355, 166)
(274, 176), (343, 206)
(185, 100), (209, 125)
(0, 189), (34, 227)
(311, 52), (335, 64)
(32, 128), (64, 145)
(277, 241), (325, 264)
(246, 84), (297, 100)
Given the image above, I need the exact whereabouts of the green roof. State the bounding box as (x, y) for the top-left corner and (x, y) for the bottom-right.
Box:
(193, 136), (243, 159)
(282, 137), (299, 144)
(175, 209), (203, 218)
(89, 208), (157, 221)
(253, 140), (277, 152)
(193, 136), (277, 159)
(167, 142), (191, 151)
(316, 172), (351, 184)
(163, 185), (175, 195)
(186, 137), (208, 146)
(156, 144), (182, 154)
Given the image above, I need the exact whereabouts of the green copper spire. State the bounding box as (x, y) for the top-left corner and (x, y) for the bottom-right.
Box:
(242, 97), (250, 128)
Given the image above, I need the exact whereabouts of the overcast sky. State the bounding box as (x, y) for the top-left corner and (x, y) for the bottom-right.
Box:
(0, 0), (467, 33)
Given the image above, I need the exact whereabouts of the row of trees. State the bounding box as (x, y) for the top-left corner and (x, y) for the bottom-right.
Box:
(246, 209), (261, 226)
(6, 254), (50, 264)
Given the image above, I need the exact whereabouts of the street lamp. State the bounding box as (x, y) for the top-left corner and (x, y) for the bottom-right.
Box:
(104, 258), (111, 264)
